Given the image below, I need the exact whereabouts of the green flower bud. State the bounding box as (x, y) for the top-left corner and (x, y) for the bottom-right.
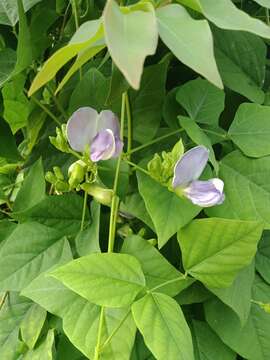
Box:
(81, 183), (113, 206)
(68, 160), (87, 188)
(53, 166), (64, 180)
(147, 238), (157, 246)
(55, 180), (70, 192)
(49, 126), (70, 153)
(45, 171), (57, 184)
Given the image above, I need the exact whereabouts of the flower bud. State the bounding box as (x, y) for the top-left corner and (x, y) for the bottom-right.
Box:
(55, 180), (70, 192)
(68, 160), (87, 188)
(49, 126), (70, 153)
(45, 171), (57, 184)
(81, 183), (113, 206)
(53, 166), (64, 180)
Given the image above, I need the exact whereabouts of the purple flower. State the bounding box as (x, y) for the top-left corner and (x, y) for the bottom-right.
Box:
(67, 107), (123, 162)
(172, 145), (224, 207)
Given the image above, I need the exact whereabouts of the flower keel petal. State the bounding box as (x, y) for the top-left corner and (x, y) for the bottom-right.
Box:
(90, 129), (116, 162)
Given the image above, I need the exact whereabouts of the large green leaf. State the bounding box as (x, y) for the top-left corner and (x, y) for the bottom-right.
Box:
(205, 275), (270, 360)
(178, 218), (263, 288)
(28, 19), (103, 96)
(179, 116), (219, 173)
(13, 193), (90, 235)
(176, 78), (225, 126)
(253, 0), (270, 7)
(50, 253), (146, 307)
(0, 292), (32, 359)
(208, 262), (254, 325)
(0, 48), (17, 87)
(228, 103), (270, 157)
(121, 235), (193, 297)
(22, 275), (136, 359)
(214, 29), (266, 103)
(24, 329), (55, 360)
(132, 292), (194, 360)
(157, 4), (222, 89)
(129, 62), (168, 143)
(0, 118), (20, 161)
(256, 231), (270, 284)
(103, 0), (158, 89)
(192, 320), (236, 360)
(137, 172), (200, 248)
(0, 222), (71, 291)
(0, 0), (41, 26)
(20, 303), (47, 349)
(206, 150), (270, 228)
(13, 158), (45, 213)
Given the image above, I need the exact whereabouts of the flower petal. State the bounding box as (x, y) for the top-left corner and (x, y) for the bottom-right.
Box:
(183, 178), (225, 207)
(98, 110), (120, 137)
(172, 145), (209, 188)
(90, 129), (116, 162)
(67, 107), (98, 152)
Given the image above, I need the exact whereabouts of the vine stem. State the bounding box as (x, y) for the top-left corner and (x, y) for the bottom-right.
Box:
(0, 292), (8, 311)
(71, 0), (82, 80)
(28, 92), (61, 126)
(123, 159), (150, 177)
(94, 92), (126, 360)
(46, 85), (68, 121)
(80, 190), (88, 231)
(125, 92), (132, 154)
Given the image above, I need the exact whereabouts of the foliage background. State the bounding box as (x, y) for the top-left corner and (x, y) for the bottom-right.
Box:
(1, 0), (270, 359)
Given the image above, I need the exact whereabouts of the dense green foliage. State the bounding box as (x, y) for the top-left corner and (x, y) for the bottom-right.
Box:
(1, 0), (270, 359)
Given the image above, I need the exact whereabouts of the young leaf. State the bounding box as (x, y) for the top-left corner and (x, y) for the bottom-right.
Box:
(28, 19), (103, 96)
(176, 78), (225, 126)
(228, 103), (270, 157)
(178, 218), (263, 288)
(121, 235), (193, 297)
(50, 253), (146, 307)
(206, 150), (270, 228)
(157, 4), (222, 89)
(103, 0), (158, 89)
(132, 292), (194, 360)
(137, 172), (200, 248)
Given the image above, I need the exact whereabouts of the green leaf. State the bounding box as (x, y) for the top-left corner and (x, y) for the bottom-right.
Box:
(103, 0), (158, 89)
(2, 74), (30, 133)
(28, 19), (103, 96)
(132, 292), (194, 360)
(175, 282), (211, 305)
(50, 253), (146, 307)
(137, 172), (200, 248)
(131, 333), (155, 360)
(206, 150), (270, 228)
(14, 0), (32, 74)
(214, 28), (266, 103)
(24, 329), (55, 360)
(179, 116), (219, 173)
(208, 262), (255, 325)
(205, 275), (270, 360)
(20, 303), (47, 349)
(0, 0), (42, 26)
(163, 87), (182, 129)
(0, 220), (17, 247)
(256, 231), (270, 284)
(0, 118), (20, 161)
(253, 0), (270, 7)
(129, 62), (168, 143)
(176, 78), (225, 126)
(121, 235), (193, 297)
(23, 275), (136, 359)
(13, 193), (90, 235)
(156, 4), (222, 89)
(106, 63), (130, 105)
(0, 48), (17, 87)
(192, 320), (236, 360)
(76, 200), (100, 256)
(228, 103), (270, 157)
(196, 0), (270, 38)
(13, 158), (45, 213)
(69, 68), (110, 114)
(0, 222), (72, 291)
(120, 193), (155, 231)
(178, 218), (263, 288)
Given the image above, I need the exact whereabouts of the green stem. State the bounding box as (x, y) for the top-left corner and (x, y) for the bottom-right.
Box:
(149, 276), (187, 293)
(203, 129), (228, 139)
(100, 310), (131, 350)
(80, 191), (88, 231)
(123, 159), (150, 177)
(46, 85), (68, 121)
(30, 93), (61, 126)
(71, 0), (82, 80)
(0, 292), (8, 311)
(266, 8), (270, 25)
(125, 92), (132, 154)
(129, 128), (184, 155)
(94, 307), (105, 360)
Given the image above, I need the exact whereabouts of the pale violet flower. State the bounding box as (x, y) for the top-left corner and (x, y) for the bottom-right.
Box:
(172, 145), (224, 207)
(67, 107), (123, 162)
